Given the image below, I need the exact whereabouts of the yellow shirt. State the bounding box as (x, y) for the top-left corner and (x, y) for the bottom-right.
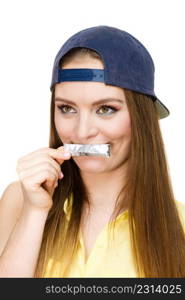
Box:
(44, 196), (185, 278)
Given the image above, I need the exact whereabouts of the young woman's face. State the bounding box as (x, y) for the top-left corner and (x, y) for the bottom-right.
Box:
(54, 57), (131, 173)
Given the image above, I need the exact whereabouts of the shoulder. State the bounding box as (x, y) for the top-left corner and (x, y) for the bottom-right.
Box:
(0, 180), (24, 228)
(0, 181), (24, 255)
(1, 180), (22, 195)
(0, 180), (24, 205)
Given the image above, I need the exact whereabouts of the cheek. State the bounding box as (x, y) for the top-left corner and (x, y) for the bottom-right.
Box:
(54, 114), (74, 140)
(104, 113), (131, 140)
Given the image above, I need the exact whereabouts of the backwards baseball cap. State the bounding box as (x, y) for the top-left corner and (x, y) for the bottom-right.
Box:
(50, 25), (170, 119)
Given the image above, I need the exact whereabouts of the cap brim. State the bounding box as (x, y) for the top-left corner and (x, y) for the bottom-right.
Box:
(155, 98), (170, 119)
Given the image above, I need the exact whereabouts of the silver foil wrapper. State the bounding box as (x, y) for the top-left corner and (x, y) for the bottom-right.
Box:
(63, 144), (110, 157)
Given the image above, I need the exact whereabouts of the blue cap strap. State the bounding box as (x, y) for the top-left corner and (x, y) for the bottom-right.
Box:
(58, 68), (105, 83)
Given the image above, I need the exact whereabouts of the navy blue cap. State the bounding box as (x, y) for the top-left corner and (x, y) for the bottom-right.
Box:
(50, 25), (170, 119)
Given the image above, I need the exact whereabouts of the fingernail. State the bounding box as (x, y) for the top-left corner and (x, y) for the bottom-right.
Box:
(60, 172), (64, 178)
(63, 152), (70, 157)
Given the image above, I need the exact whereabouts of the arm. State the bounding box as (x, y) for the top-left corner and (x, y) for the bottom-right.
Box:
(0, 181), (49, 277)
(0, 147), (70, 277)
(0, 202), (48, 277)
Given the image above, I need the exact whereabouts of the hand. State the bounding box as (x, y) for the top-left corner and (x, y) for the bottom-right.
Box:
(16, 146), (71, 211)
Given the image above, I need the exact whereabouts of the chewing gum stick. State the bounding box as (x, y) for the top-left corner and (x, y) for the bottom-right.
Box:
(63, 144), (110, 157)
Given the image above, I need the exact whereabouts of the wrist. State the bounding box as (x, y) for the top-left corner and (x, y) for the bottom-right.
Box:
(22, 202), (51, 216)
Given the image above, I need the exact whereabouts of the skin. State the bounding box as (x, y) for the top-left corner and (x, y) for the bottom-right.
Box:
(54, 56), (131, 213)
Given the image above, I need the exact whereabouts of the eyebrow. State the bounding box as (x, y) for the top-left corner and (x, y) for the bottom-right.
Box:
(54, 97), (124, 106)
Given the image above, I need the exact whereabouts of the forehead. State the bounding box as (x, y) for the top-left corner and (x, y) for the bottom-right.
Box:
(55, 81), (126, 102)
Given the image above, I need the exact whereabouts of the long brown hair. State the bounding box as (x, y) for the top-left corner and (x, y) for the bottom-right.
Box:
(34, 47), (185, 277)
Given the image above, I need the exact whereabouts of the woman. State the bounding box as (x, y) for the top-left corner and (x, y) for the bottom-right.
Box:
(0, 25), (185, 278)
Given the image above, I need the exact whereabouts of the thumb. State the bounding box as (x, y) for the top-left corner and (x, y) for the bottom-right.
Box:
(57, 145), (65, 152)
(57, 145), (64, 149)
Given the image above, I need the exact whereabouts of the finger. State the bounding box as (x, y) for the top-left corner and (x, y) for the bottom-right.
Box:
(17, 156), (62, 178)
(46, 180), (58, 198)
(42, 171), (60, 195)
(19, 146), (70, 160)
(19, 147), (50, 160)
(21, 168), (58, 192)
(17, 147), (71, 167)
(18, 164), (59, 183)
(42, 179), (56, 195)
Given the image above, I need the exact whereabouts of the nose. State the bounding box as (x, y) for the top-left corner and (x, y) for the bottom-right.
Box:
(74, 113), (98, 142)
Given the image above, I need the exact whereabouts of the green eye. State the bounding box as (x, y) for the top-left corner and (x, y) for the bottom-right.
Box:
(58, 105), (75, 114)
(62, 106), (72, 113)
(97, 105), (117, 115)
(57, 105), (118, 115)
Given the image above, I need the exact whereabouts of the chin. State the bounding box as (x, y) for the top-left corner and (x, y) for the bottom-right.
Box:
(73, 156), (107, 172)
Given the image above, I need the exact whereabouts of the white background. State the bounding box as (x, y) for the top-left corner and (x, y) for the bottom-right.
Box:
(0, 0), (184, 203)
